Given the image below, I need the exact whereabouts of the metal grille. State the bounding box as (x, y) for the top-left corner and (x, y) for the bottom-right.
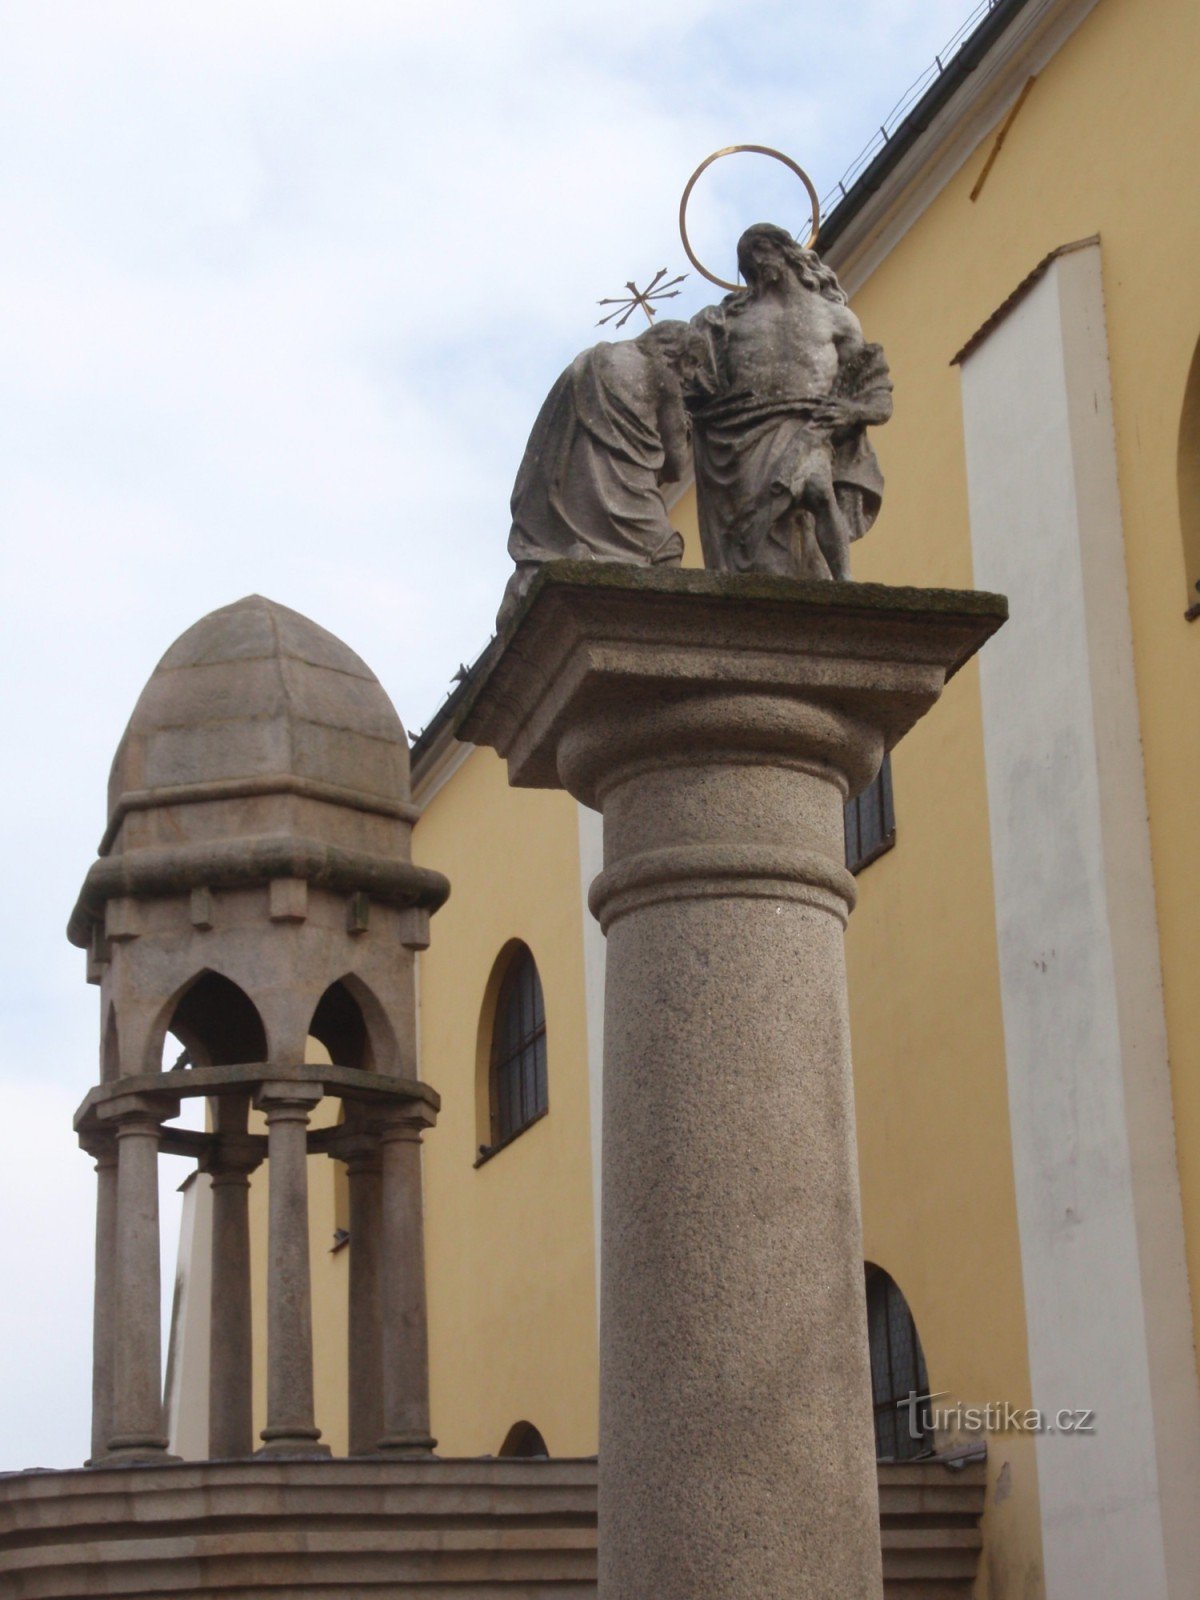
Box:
(491, 947), (548, 1148)
(844, 754), (896, 874)
(820, 0), (1014, 219)
(866, 1265), (932, 1461)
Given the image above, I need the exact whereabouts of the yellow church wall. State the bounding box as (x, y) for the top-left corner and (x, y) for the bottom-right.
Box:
(791, 0), (1200, 1585)
(413, 746), (599, 1457)
(844, 0), (1200, 1391)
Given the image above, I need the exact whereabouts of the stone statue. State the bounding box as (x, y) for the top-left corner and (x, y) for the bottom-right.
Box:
(497, 320), (699, 626)
(688, 223), (892, 580)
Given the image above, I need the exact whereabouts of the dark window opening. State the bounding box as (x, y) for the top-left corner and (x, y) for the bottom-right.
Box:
(168, 971), (267, 1068)
(103, 1004), (121, 1080)
(865, 1264), (932, 1461)
(484, 945), (547, 1156)
(309, 979), (371, 1072)
(845, 755), (895, 874)
(499, 1420), (549, 1458)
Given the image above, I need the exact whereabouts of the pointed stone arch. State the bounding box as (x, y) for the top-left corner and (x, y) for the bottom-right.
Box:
(308, 973), (399, 1075)
(102, 1002), (121, 1082)
(150, 969), (268, 1073)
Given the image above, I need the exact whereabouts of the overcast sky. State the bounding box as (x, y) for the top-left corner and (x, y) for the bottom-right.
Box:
(1, 0), (978, 1469)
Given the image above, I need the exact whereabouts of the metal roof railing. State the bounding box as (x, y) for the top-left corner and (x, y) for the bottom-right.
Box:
(819, 0), (1009, 220)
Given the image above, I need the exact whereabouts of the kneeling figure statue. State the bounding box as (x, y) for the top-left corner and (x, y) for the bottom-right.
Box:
(497, 320), (698, 626)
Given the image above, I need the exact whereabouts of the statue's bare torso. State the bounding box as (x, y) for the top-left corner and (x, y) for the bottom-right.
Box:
(719, 285), (863, 402)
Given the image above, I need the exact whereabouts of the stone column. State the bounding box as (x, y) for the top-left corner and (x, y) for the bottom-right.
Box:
(460, 567), (1004, 1600)
(329, 1128), (384, 1454)
(255, 1080), (329, 1458)
(375, 1108), (437, 1456)
(100, 1094), (179, 1462)
(83, 1134), (117, 1466)
(201, 1118), (261, 1460)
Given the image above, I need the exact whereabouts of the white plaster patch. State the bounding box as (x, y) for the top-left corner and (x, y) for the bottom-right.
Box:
(960, 241), (1200, 1600)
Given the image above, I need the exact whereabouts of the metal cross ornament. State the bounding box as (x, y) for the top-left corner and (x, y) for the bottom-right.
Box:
(596, 267), (687, 329)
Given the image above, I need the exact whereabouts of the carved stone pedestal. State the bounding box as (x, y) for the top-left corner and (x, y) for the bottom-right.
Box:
(461, 565), (1004, 1600)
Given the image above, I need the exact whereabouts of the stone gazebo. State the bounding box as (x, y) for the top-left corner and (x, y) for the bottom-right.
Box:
(68, 594), (448, 1467)
(0, 596), (596, 1597)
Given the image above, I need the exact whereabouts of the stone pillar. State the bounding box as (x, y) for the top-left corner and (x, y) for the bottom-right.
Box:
(101, 1094), (179, 1462)
(255, 1080), (329, 1458)
(84, 1134), (117, 1466)
(587, 728), (878, 1599)
(375, 1109), (437, 1456)
(459, 567), (1005, 1600)
(202, 1120), (260, 1460)
(329, 1128), (384, 1454)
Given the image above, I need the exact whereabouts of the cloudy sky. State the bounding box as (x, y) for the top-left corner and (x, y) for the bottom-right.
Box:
(1, 0), (978, 1468)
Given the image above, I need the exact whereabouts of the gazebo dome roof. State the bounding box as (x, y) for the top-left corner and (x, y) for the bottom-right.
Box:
(105, 595), (411, 845)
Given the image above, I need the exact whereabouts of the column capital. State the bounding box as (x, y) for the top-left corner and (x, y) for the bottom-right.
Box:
(327, 1129), (382, 1172)
(254, 1080), (323, 1118)
(79, 1130), (117, 1167)
(458, 566), (1006, 805)
(95, 1091), (179, 1131)
(376, 1104), (437, 1141)
(200, 1133), (265, 1182)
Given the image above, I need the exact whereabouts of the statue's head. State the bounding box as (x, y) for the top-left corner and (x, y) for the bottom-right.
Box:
(636, 318), (706, 383)
(736, 222), (846, 305)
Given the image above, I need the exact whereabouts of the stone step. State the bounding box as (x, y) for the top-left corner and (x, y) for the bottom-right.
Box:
(0, 1456), (988, 1597)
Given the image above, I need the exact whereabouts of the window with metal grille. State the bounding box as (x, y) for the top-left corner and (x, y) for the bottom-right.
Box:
(865, 1264), (932, 1461)
(844, 754), (895, 874)
(488, 945), (548, 1151)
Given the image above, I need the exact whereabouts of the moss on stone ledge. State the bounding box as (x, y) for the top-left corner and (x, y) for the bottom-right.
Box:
(517, 559), (1008, 623)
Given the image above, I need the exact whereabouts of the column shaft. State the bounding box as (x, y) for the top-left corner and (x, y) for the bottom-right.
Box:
(593, 759), (880, 1600)
(257, 1082), (329, 1457)
(344, 1142), (384, 1455)
(87, 1140), (117, 1466)
(108, 1112), (172, 1460)
(208, 1166), (255, 1458)
(376, 1118), (435, 1455)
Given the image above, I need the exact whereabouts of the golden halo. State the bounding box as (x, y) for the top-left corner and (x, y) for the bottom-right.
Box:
(678, 145), (821, 292)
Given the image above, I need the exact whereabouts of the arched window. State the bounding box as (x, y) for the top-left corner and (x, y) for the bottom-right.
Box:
(1178, 335), (1200, 617)
(844, 754), (895, 873)
(485, 944), (548, 1154)
(865, 1264), (932, 1461)
(498, 1420), (549, 1458)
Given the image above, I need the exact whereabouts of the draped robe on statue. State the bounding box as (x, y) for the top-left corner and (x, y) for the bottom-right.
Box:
(689, 301), (890, 580)
(500, 340), (685, 623)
